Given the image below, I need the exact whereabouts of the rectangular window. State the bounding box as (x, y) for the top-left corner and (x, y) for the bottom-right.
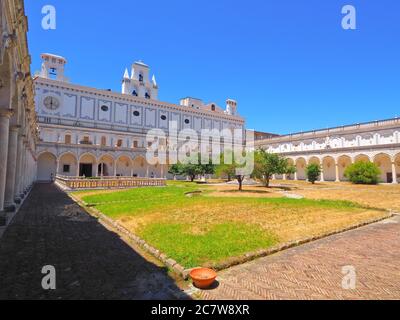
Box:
(80, 136), (92, 145)
(63, 165), (70, 173)
(65, 135), (72, 144)
(133, 141), (138, 148)
(101, 136), (107, 146)
(117, 139), (123, 147)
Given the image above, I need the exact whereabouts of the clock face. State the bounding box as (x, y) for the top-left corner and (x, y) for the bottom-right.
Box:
(43, 96), (60, 110)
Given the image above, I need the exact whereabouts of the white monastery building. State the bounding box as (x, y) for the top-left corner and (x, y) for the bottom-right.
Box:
(2, 0), (400, 226)
(32, 53), (400, 185)
(34, 54), (245, 181)
(253, 119), (400, 184)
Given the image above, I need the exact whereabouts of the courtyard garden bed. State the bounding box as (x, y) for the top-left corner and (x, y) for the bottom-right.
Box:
(73, 181), (390, 272)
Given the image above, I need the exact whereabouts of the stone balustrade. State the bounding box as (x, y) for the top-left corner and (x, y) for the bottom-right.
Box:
(56, 175), (166, 190)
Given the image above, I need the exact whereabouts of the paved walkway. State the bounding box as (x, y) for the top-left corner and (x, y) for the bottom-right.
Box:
(202, 215), (400, 300)
(1, 184), (399, 300)
(0, 184), (186, 300)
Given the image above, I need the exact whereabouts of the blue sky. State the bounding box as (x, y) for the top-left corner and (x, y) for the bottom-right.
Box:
(25, 0), (400, 134)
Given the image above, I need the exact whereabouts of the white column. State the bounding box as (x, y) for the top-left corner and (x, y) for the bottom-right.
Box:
(320, 167), (324, 182)
(335, 163), (340, 182)
(19, 139), (26, 195)
(392, 162), (398, 184)
(56, 159), (60, 177)
(294, 171), (298, 181)
(22, 143), (28, 192)
(4, 125), (20, 211)
(14, 134), (24, 202)
(93, 161), (98, 177)
(0, 110), (13, 222)
(76, 162), (80, 177)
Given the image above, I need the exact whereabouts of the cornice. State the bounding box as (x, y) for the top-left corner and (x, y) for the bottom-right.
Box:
(34, 77), (245, 124)
(255, 120), (400, 146)
(274, 143), (400, 158)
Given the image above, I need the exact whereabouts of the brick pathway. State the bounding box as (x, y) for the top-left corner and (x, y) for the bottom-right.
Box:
(201, 215), (400, 300)
(0, 184), (186, 300)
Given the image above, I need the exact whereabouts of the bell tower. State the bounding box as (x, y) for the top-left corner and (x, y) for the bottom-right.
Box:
(121, 60), (158, 100)
(39, 53), (68, 82)
(226, 99), (238, 116)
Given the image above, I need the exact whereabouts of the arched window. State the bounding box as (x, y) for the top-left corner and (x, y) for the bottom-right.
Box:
(132, 90), (138, 96)
(211, 104), (216, 111)
(145, 92), (151, 99)
(139, 74), (143, 82)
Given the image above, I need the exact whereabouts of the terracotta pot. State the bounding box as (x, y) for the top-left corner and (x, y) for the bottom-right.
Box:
(190, 268), (217, 289)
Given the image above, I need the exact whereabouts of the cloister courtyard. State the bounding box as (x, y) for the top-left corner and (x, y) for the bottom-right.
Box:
(1, 179), (399, 300)
(72, 180), (394, 269)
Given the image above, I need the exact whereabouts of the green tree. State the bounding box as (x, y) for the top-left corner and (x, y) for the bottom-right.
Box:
(306, 163), (321, 184)
(168, 161), (215, 182)
(344, 161), (381, 185)
(198, 162), (216, 177)
(182, 164), (202, 182)
(215, 151), (250, 191)
(253, 150), (296, 187)
(168, 163), (185, 179)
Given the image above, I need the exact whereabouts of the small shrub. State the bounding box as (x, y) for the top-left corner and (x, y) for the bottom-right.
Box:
(344, 161), (381, 185)
(306, 163), (321, 184)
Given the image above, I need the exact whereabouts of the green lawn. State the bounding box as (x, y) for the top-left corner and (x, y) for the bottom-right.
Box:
(75, 182), (388, 268)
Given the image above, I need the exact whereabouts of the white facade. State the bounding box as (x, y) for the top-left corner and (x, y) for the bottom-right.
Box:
(254, 119), (400, 183)
(33, 57), (400, 185)
(34, 54), (245, 181)
(0, 0), (38, 225)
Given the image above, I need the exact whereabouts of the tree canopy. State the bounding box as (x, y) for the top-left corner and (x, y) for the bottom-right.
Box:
(252, 149), (296, 187)
(306, 163), (321, 184)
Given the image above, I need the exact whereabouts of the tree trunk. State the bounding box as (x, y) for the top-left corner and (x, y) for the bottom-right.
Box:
(237, 176), (244, 191)
(191, 175), (195, 182)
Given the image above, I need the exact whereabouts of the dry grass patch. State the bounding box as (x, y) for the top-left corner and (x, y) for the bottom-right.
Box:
(76, 181), (389, 268)
(269, 180), (400, 211)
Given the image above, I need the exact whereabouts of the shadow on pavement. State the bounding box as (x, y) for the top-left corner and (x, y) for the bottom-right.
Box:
(0, 183), (189, 300)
